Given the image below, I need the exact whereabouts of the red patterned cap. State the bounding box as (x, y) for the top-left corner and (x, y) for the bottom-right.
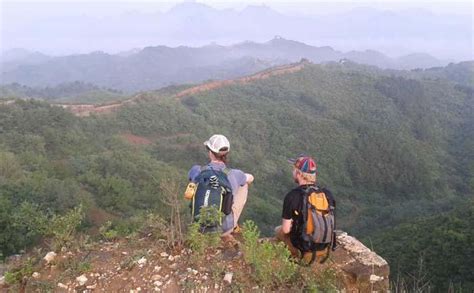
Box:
(288, 155), (317, 174)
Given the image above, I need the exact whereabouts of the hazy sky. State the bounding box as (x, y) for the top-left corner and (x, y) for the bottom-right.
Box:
(2, 1), (472, 20)
(2, 0), (471, 15)
(1, 0), (472, 59)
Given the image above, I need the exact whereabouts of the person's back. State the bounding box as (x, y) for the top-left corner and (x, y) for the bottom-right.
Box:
(275, 155), (336, 264)
(186, 134), (254, 235)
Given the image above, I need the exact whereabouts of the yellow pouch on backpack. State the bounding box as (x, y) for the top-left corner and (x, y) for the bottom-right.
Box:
(184, 182), (197, 200)
(306, 191), (329, 234)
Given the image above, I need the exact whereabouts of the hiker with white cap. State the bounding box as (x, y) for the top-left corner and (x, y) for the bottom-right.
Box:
(185, 134), (254, 236)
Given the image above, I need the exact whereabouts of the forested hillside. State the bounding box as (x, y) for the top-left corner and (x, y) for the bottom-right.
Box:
(0, 62), (472, 290)
(0, 100), (185, 257)
(370, 201), (474, 291)
(0, 82), (124, 104)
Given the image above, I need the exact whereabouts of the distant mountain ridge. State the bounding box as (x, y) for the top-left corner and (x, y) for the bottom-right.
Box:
(1, 48), (49, 63)
(3, 2), (471, 60)
(0, 38), (452, 92)
(0, 49), (51, 72)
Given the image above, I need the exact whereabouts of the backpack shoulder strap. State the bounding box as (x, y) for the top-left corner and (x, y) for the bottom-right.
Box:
(300, 187), (309, 233)
(320, 187), (335, 208)
(306, 184), (322, 193)
(302, 185), (317, 195)
(222, 167), (231, 175)
(219, 168), (232, 191)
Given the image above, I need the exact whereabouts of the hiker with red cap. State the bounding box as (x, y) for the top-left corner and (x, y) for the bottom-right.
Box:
(185, 134), (254, 237)
(275, 155), (337, 264)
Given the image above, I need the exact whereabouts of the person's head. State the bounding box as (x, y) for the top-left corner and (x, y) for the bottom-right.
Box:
(204, 134), (230, 163)
(289, 155), (317, 185)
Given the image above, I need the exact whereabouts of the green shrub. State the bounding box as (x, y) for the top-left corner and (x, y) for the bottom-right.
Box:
(136, 213), (170, 240)
(242, 220), (298, 288)
(98, 212), (172, 244)
(301, 267), (338, 292)
(58, 257), (92, 279)
(241, 219), (260, 263)
(186, 223), (220, 256)
(99, 220), (119, 241)
(4, 258), (34, 284)
(2, 202), (49, 257)
(186, 206), (222, 258)
(194, 205), (223, 228)
(46, 205), (84, 250)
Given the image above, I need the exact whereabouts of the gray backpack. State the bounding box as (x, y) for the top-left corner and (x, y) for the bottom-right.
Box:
(299, 186), (336, 264)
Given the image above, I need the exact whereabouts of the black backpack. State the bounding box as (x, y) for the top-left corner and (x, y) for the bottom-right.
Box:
(295, 186), (336, 264)
(191, 166), (233, 232)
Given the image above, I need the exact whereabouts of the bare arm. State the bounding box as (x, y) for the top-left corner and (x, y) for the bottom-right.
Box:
(245, 173), (254, 185)
(281, 218), (292, 234)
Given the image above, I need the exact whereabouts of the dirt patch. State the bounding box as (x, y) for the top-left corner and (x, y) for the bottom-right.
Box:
(86, 207), (118, 236)
(4, 236), (247, 292)
(120, 133), (153, 146)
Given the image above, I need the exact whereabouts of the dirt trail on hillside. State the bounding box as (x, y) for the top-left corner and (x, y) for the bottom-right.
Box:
(121, 133), (153, 145)
(0, 100), (16, 106)
(55, 60), (310, 117)
(55, 98), (136, 117)
(174, 61), (308, 99)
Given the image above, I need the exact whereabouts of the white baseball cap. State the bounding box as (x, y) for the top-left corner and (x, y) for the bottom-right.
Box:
(204, 134), (230, 153)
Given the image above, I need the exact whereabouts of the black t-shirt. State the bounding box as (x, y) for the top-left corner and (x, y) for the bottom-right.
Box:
(282, 185), (310, 237)
(282, 184), (334, 248)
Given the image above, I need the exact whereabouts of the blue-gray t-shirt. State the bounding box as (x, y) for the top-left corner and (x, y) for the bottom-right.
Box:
(188, 162), (246, 193)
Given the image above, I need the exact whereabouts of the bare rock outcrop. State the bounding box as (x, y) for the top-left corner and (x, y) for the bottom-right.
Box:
(331, 231), (389, 292)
